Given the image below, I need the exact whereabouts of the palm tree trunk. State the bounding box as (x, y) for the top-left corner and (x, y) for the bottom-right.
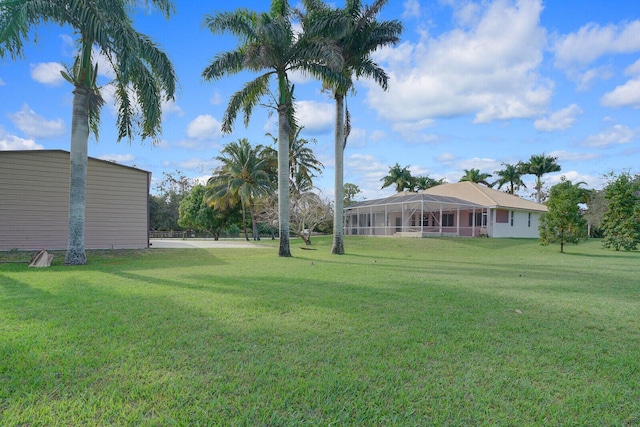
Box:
(249, 203), (260, 241)
(277, 103), (291, 257)
(241, 203), (249, 241)
(331, 93), (345, 255)
(65, 85), (90, 265)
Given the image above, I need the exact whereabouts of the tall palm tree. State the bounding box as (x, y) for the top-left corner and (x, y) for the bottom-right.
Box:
(521, 153), (562, 203)
(202, 1), (344, 257)
(266, 125), (324, 194)
(493, 163), (527, 194)
(0, 0), (177, 265)
(381, 163), (413, 193)
(459, 168), (493, 186)
(206, 139), (273, 241)
(303, 0), (402, 255)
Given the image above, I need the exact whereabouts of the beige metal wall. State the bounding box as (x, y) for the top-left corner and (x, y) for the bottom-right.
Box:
(0, 150), (150, 250)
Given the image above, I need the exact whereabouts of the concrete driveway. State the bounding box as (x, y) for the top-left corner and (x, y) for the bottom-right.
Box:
(149, 239), (269, 249)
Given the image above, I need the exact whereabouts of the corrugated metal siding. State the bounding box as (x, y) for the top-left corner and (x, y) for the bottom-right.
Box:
(0, 150), (149, 250)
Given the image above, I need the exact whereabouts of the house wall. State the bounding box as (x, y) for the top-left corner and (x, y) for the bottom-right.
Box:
(0, 150), (150, 250)
(491, 209), (541, 238)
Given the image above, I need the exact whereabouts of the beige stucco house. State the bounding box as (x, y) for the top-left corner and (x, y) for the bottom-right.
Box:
(0, 150), (151, 250)
(344, 181), (547, 238)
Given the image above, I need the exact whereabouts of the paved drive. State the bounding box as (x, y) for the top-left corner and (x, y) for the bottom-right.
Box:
(150, 239), (269, 249)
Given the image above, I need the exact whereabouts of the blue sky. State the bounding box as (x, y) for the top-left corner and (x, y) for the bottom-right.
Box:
(1, 0), (639, 201)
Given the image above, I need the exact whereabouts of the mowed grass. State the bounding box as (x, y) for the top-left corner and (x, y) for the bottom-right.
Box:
(1, 237), (638, 426)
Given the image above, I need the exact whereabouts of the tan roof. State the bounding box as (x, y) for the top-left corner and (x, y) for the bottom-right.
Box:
(421, 182), (548, 212)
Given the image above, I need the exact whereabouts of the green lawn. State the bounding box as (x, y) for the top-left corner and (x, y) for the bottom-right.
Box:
(1, 237), (638, 426)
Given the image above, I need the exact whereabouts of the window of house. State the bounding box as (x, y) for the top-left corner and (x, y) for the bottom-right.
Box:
(422, 213), (429, 226)
(528, 212), (531, 227)
(442, 213), (454, 227)
(496, 209), (509, 223)
(468, 212), (486, 227)
(510, 211), (514, 227)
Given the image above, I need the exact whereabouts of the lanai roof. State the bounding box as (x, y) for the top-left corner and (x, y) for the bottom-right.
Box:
(346, 191), (484, 210)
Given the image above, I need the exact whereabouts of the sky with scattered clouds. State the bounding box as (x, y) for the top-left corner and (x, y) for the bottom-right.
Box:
(1, 0), (639, 201)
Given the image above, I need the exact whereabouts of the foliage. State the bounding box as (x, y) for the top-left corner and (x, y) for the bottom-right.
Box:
(343, 182), (362, 206)
(459, 168), (493, 186)
(601, 172), (640, 251)
(380, 163), (413, 193)
(202, 0), (344, 257)
(206, 139), (274, 241)
(521, 153), (561, 203)
(178, 185), (226, 240)
(539, 178), (587, 252)
(493, 163), (527, 194)
(1, 238), (639, 425)
(412, 175), (445, 191)
(150, 171), (194, 231)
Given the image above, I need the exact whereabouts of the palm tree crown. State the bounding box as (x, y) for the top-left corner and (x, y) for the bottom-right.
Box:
(459, 168), (493, 187)
(521, 153), (562, 203)
(493, 163), (527, 194)
(381, 163), (413, 193)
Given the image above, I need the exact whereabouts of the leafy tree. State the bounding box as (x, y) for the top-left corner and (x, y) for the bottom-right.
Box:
(493, 163), (527, 194)
(381, 163), (413, 193)
(0, 0), (177, 265)
(601, 172), (640, 251)
(413, 176), (445, 191)
(522, 153), (561, 203)
(539, 178), (587, 253)
(150, 171), (194, 231)
(206, 139), (274, 241)
(582, 189), (607, 237)
(302, 0), (402, 255)
(202, 1), (343, 257)
(459, 168), (493, 186)
(343, 183), (362, 206)
(178, 185), (227, 240)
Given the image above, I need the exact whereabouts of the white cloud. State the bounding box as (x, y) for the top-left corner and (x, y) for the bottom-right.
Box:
(295, 100), (334, 134)
(7, 104), (66, 139)
(534, 104), (583, 132)
(30, 62), (65, 86)
(601, 78), (640, 108)
(582, 124), (636, 148)
(369, 130), (387, 141)
(162, 98), (184, 117)
(0, 77), (5, 86)
(0, 127), (44, 150)
(547, 150), (600, 162)
(456, 157), (501, 173)
(366, 0), (550, 125)
(98, 154), (135, 164)
(345, 153), (393, 199)
(186, 114), (222, 140)
(402, 0), (421, 19)
(178, 157), (218, 172)
(553, 20), (640, 69)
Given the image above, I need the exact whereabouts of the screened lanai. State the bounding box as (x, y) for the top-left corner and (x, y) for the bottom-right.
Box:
(344, 192), (490, 237)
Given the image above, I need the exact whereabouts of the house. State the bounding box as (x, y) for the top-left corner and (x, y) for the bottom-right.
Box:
(344, 181), (547, 238)
(0, 150), (151, 250)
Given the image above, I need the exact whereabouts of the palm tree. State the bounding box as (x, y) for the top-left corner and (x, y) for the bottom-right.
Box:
(413, 175), (445, 191)
(521, 153), (562, 203)
(202, 1), (344, 257)
(266, 125), (324, 194)
(303, 0), (402, 255)
(493, 163), (527, 194)
(206, 139), (273, 241)
(459, 168), (493, 186)
(0, 0), (177, 265)
(381, 163), (413, 193)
